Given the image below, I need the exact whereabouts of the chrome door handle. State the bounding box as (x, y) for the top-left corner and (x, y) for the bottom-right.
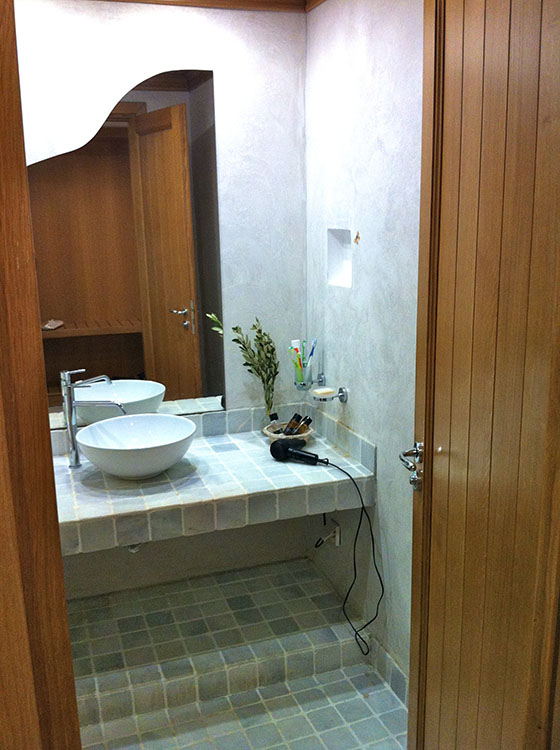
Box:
(399, 442), (424, 491)
(399, 442), (423, 470)
(170, 307), (191, 329)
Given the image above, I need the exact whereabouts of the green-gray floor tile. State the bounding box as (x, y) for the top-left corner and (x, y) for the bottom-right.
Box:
(68, 558), (407, 749)
(214, 731), (251, 749)
(336, 696), (374, 723)
(306, 705), (345, 732)
(351, 715), (391, 744)
(288, 738), (325, 750)
(366, 689), (403, 715)
(321, 725), (361, 749)
(379, 707), (408, 736)
(277, 714), (315, 741)
(245, 722), (283, 748)
(366, 738), (404, 750)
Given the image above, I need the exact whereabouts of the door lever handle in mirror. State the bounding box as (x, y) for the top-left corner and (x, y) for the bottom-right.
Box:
(170, 308), (189, 315)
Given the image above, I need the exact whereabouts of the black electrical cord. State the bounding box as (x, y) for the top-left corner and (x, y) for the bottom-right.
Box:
(267, 438), (384, 655)
(324, 460), (385, 656)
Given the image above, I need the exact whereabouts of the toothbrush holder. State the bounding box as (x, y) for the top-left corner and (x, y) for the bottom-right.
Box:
(294, 362), (313, 391)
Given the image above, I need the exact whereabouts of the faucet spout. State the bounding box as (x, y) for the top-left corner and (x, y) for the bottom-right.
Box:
(73, 400), (126, 414)
(75, 374), (112, 387)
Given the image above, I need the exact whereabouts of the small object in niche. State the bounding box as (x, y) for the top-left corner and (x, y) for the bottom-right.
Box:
(41, 319), (64, 331)
(354, 231), (360, 244)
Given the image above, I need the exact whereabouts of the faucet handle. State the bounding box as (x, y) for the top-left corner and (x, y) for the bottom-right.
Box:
(60, 368), (86, 386)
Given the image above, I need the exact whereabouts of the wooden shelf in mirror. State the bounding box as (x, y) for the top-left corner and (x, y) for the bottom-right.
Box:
(42, 319), (142, 339)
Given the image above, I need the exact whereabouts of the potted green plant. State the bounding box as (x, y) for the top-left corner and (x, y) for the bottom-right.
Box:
(231, 319), (279, 417)
(206, 313), (279, 417)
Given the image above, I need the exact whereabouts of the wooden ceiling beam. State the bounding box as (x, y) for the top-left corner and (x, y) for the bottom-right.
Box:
(133, 70), (213, 91)
(305, 0), (326, 10)
(85, 0), (327, 12)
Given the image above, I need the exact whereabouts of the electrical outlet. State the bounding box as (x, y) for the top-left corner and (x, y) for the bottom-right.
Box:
(314, 518), (341, 548)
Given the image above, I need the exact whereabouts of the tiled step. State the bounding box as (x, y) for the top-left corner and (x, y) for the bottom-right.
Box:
(69, 560), (367, 729)
(80, 665), (408, 749)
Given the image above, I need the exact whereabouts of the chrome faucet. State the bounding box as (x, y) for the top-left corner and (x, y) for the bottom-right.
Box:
(75, 373), (112, 387)
(60, 369), (127, 468)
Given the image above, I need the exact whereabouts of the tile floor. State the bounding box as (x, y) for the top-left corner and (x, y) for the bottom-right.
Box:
(81, 666), (407, 749)
(70, 559), (407, 749)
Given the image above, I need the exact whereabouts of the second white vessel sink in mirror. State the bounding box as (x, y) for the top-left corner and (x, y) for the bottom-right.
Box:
(75, 379), (165, 424)
(76, 414), (196, 479)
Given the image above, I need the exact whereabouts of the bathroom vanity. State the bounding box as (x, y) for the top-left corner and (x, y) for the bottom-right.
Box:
(53, 408), (376, 557)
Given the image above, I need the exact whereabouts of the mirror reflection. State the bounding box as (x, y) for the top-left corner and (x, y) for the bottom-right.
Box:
(27, 70), (225, 423)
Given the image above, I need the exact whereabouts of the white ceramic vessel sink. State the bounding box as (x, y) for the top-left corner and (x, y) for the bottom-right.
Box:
(75, 380), (165, 425)
(76, 414), (196, 479)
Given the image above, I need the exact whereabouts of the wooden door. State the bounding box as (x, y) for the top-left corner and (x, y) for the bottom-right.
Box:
(409, 0), (560, 748)
(0, 1), (81, 746)
(128, 104), (202, 400)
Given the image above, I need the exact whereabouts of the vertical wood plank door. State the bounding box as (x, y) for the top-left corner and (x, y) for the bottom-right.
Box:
(410, 0), (560, 747)
(129, 104), (203, 400)
(0, 0), (81, 746)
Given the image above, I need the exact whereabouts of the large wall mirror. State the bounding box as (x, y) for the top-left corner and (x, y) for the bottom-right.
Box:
(28, 70), (226, 424)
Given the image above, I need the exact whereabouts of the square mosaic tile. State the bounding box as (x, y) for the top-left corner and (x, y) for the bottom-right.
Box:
(72, 560), (407, 748)
(80, 664), (406, 749)
(56, 431), (374, 556)
(71, 560), (364, 722)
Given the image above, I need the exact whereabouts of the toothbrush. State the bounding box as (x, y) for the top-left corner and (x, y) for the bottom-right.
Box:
(292, 358), (303, 381)
(308, 338), (317, 360)
(290, 346), (303, 380)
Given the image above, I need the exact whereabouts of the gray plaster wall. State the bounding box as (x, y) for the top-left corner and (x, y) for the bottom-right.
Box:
(305, 0), (423, 672)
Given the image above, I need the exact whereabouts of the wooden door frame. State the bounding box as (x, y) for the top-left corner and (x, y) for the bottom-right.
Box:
(407, 0), (441, 746)
(408, 1), (560, 748)
(0, 1), (81, 747)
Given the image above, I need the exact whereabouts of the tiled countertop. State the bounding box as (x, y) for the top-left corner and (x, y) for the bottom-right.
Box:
(56, 431), (374, 557)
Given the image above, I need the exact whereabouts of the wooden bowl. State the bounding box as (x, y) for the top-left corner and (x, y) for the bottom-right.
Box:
(262, 422), (314, 444)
